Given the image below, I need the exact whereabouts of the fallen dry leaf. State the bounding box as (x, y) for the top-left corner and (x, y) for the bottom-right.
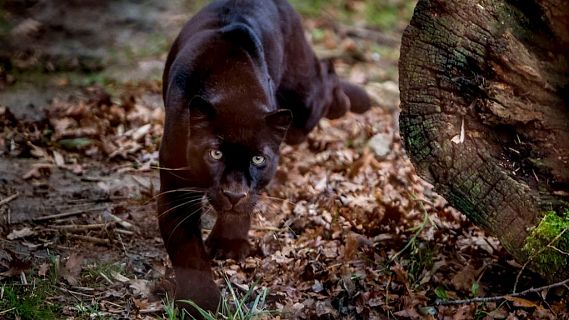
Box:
(504, 296), (543, 309)
(130, 279), (151, 298)
(393, 307), (421, 319)
(23, 163), (53, 180)
(7, 227), (36, 240)
(0, 250), (32, 278)
(451, 263), (477, 292)
(343, 234), (359, 260)
(37, 262), (50, 277)
(133, 298), (163, 313)
(61, 254), (83, 285)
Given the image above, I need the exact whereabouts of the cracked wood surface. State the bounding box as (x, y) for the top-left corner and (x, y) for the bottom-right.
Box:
(399, 0), (569, 280)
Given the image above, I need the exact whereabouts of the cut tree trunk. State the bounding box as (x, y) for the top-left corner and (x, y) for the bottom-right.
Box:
(399, 0), (569, 280)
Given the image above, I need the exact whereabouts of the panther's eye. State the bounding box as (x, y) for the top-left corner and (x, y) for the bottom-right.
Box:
(251, 155), (266, 166)
(209, 149), (223, 160)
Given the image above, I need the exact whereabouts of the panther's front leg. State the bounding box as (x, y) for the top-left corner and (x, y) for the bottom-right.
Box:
(157, 190), (220, 312)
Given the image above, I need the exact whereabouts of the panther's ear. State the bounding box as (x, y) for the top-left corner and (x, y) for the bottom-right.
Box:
(265, 109), (292, 140)
(189, 96), (216, 127)
(325, 85), (350, 120)
(339, 81), (371, 114)
(220, 23), (263, 61)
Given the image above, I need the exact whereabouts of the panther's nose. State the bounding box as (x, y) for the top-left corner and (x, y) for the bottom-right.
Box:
(222, 190), (247, 205)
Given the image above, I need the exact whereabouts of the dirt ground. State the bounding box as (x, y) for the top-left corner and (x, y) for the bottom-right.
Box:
(1, 1), (568, 319)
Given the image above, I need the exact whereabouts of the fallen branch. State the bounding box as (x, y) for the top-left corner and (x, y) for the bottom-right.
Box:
(66, 234), (110, 245)
(0, 192), (19, 206)
(435, 278), (569, 305)
(114, 229), (134, 235)
(54, 224), (108, 231)
(104, 211), (134, 229)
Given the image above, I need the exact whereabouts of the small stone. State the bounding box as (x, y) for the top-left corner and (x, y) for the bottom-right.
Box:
(368, 133), (393, 159)
(312, 280), (324, 293)
(7, 227), (36, 240)
(365, 81), (400, 112)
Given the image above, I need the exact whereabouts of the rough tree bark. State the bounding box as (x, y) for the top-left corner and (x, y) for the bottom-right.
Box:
(399, 0), (569, 280)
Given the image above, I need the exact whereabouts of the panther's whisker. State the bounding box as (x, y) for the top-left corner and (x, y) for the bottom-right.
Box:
(158, 194), (202, 208)
(144, 189), (204, 206)
(202, 207), (214, 217)
(158, 196), (205, 218)
(164, 171), (196, 182)
(166, 204), (204, 245)
(152, 188), (205, 200)
(152, 166), (199, 182)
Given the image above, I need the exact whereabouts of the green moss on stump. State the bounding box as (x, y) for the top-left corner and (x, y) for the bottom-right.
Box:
(523, 210), (569, 276)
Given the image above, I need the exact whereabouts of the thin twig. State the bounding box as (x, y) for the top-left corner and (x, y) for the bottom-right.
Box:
(58, 287), (94, 298)
(436, 278), (569, 305)
(139, 306), (164, 314)
(0, 308), (16, 316)
(0, 192), (19, 206)
(547, 245), (569, 256)
(102, 300), (123, 308)
(72, 286), (95, 292)
(514, 228), (568, 292)
(33, 206), (107, 222)
(115, 232), (128, 256)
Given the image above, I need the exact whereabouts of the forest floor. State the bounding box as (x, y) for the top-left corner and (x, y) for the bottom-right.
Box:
(0, 0), (567, 319)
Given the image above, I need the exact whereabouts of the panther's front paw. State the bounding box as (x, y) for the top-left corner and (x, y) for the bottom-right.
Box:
(174, 268), (220, 318)
(205, 237), (252, 261)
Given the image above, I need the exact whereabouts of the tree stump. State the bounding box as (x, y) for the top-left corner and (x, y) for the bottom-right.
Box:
(399, 0), (569, 280)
